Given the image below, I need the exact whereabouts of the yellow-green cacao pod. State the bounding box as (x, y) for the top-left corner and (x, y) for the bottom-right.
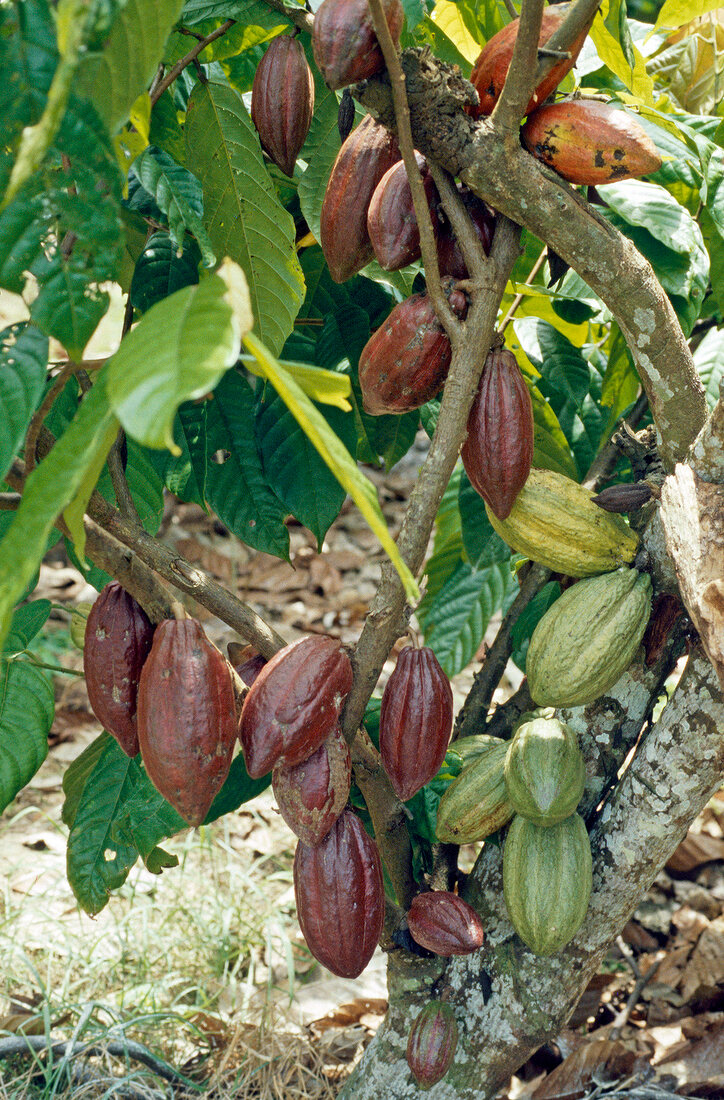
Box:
(503, 813), (592, 955)
(527, 567), (652, 707)
(504, 717), (585, 826)
(436, 738), (513, 843)
(448, 733), (504, 767)
(485, 468), (639, 577)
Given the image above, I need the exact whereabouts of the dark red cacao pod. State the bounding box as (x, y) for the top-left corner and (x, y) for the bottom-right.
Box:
(379, 646), (453, 801)
(367, 153), (439, 271)
(235, 653), (267, 687)
(469, 4), (592, 118)
(320, 115), (400, 282)
(407, 1002), (458, 1089)
(592, 483), (653, 513)
(407, 891), (485, 956)
(137, 619), (237, 825)
(461, 347), (534, 520)
(273, 723), (351, 846)
(83, 583), (155, 757)
(644, 592), (684, 668)
(312, 0), (404, 90)
(251, 35), (315, 177)
(239, 635), (353, 779)
(436, 186), (496, 279)
(294, 809), (384, 977)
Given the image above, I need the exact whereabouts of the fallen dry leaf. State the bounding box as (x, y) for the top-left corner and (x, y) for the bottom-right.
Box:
(667, 832), (724, 873)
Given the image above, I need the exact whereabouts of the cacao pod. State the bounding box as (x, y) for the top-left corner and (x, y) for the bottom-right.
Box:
(470, 4), (592, 118)
(521, 100), (662, 185)
(379, 645), (453, 801)
(320, 115), (401, 282)
(84, 583), (155, 758)
(367, 153), (439, 271)
(407, 891), (485, 956)
(436, 737), (513, 844)
(312, 0), (404, 90)
(251, 36), (315, 177)
(239, 635), (353, 778)
(485, 468), (640, 577)
(294, 808), (384, 977)
(136, 619), (237, 825)
(436, 186), (496, 279)
(338, 87), (355, 143)
(644, 592), (683, 668)
(504, 716), (585, 826)
(503, 812), (592, 955)
(592, 483), (653, 514)
(462, 346), (533, 520)
(526, 567), (652, 707)
(407, 1002), (458, 1090)
(449, 732), (505, 766)
(272, 723), (351, 846)
(235, 653), (267, 687)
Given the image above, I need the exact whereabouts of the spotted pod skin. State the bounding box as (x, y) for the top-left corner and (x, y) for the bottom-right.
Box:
(251, 36), (315, 177)
(521, 100), (662, 185)
(83, 583), (155, 758)
(320, 115), (401, 282)
(272, 723), (351, 846)
(436, 186), (496, 279)
(469, 4), (592, 118)
(406, 1002), (458, 1089)
(294, 809), (384, 977)
(462, 347), (534, 520)
(312, 0), (404, 90)
(367, 153), (439, 271)
(407, 891), (485, 956)
(239, 635), (353, 778)
(379, 646), (453, 801)
(137, 619), (237, 826)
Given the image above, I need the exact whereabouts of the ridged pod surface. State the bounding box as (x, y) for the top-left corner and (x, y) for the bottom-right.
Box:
(367, 154), (439, 271)
(320, 115), (401, 282)
(407, 891), (485, 956)
(251, 36), (315, 177)
(137, 620), (237, 825)
(470, 5), (592, 118)
(294, 809), (384, 977)
(526, 568), (652, 707)
(84, 583), (155, 758)
(485, 468), (639, 577)
(436, 738), (513, 844)
(462, 347), (533, 520)
(272, 724), (351, 846)
(503, 813), (592, 955)
(521, 100), (662, 185)
(436, 187), (496, 279)
(380, 646), (453, 801)
(240, 635), (353, 778)
(312, 0), (403, 90)
(406, 1002), (458, 1089)
(504, 716), (585, 825)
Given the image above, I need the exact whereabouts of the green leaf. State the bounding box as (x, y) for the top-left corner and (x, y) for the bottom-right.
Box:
(132, 148), (215, 267)
(298, 78), (342, 247)
(63, 414), (120, 560)
(96, 440), (166, 536)
(0, 660), (54, 813)
(183, 0), (289, 30)
(0, 0), (58, 186)
(422, 560), (517, 677)
(417, 465), (464, 623)
(428, 0), (485, 64)
(654, 0), (721, 31)
(130, 232), (201, 314)
(185, 81), (305, 356)
(693, 327), (724, 409)
(510, 581), (561, 671)
(62, 731), (111, 828)
(150, 402), (208, 506)
(590, 2), (654, 103)
(458, 473), (514, 570)
(203, 753), (271, 822)
(3, 600), (52, 656)
(0, 323), (48, 481)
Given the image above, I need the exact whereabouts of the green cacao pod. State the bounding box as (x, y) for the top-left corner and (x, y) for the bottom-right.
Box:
(504, 716), (585, 826)
(503, 812), (592, 955)
(485, 468), (639, 577)
(436, 738), (513, 844)
(527, 567), (652, 707)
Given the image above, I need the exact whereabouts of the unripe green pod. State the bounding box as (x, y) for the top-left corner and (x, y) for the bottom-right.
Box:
(504, 717), (585, 826)
(436, 738), (512, 844)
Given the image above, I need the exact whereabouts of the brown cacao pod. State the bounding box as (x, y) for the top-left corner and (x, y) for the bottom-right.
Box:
(251, 36), (315, 177)
(462, 346), (534, 520)
(407, 891), (485, 956)
(273, 723), (351, 846)
(521, 100), (662, 185)
(320, 115), (401, 283)
(592, 483), (653, 513)
(469, 4), (592, 118)
(84, 583), (155, 758)
(367, 153), (440, 271)
(312, 0), (404, 90)
(644, 592), (684, 667)
(379, 645), (453, 801)
(294, 808), (384, 977)
(239, 635), (353, 778)
(407, 1002), (458, 1089)
(436, 186), (496, 279)
(235, 653), (267, 686)
(136, 619), (237, 825)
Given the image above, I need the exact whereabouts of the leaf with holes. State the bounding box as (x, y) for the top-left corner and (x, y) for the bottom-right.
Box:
(0, 660), (54, 814)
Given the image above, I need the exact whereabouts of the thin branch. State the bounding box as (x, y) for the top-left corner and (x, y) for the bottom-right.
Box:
(583, 390), (649, 489)
(150, 20), (235, 106)
(107, 428), (142, 523)
(259, 0), (314, 33)
(534, 0), (603, 90)
(609, 939), (661, 1041)
(499, 244), (548, 334)
(490, 0), (546, 132)
(24, 361), (81, 474)
(502, 0), (518, 18)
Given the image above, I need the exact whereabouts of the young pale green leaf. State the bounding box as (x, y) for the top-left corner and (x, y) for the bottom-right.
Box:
(63, 414), (120, 560)
(0, 323), (48, 481)
(3, 600), (52, 656)
(654, 0), (720, 29)
(243, 356), (351, 410)
(106, 260), (252, 451)
(244, 332), (420, 601)
(429, 0), (485, 64)
(132, 148), (215, 267)
(0, 660), (54, 814)
(591, 2), (654, 104)
(422, 560), (517, 677)
(185, 81), (304, 356)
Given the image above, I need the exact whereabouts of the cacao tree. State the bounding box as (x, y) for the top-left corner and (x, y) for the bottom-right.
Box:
(1, 0), (723, 1096)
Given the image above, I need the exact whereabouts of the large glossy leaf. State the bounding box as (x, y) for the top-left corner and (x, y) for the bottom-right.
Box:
(183, 0), (289, 29)
(185, 81), (304, 356)
(591, 0), (654, 104)
(131, 147), (214, 267)
(422, 560), (517, 677)
(95, 440), (166, 536)
(203, 754), (271, 822)
(0, 660), (54, 814)
(654, 0), (721, 28)
(130, 232), (201, 314)
(0, 0), (57, 190)
(458, 473), (514, 570)
(417, 467), (465, 625)
(298, 74), (342, 247)
(693, 327), (724, 409)
(0, 323), (48, 481)
(3, 600), (51, 656)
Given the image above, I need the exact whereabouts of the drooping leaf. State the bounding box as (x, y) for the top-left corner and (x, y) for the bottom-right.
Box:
(131, 147), (214, 267)
(62, 731), (112, 829)
(62, 414), (120, 559)
(183, 0), (290, 30)
(591, 0), (654, 103)
(0, 323), (48, 481)
(203, 754), (271, 822)
(0, 660), (54, 814)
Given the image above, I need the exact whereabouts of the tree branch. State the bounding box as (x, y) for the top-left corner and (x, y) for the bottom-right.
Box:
(427, 161), (489, 283)
(490, 0), (545, 132)
(534, 0), (603, 89)
(150, 20), (235, 107)
(259, 0), (314, 33)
